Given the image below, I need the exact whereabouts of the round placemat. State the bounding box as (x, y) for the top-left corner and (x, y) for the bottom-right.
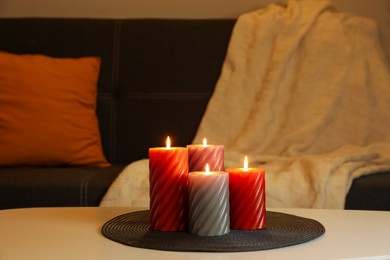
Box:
(102, 210), (325, 252)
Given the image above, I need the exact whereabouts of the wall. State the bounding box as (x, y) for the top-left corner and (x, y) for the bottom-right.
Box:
(0, 0), (389, 61)
(2, 0), (277, 19)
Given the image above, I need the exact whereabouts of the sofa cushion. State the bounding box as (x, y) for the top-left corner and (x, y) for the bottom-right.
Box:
(0, 165), (125, 209)
(0, 51), (109, 167)
(345, 172), (390, 210)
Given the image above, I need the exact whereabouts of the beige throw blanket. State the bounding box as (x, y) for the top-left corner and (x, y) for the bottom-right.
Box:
(101, 0), (390, 209)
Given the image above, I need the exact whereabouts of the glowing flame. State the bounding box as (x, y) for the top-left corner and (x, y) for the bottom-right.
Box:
(202, 138), (207, 147)
(205, 163), (211, 175)
(166, 136), (171, 149)
(244, 156), (249, 172)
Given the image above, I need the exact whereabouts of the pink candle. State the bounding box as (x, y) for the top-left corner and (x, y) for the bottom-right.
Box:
(187, 138), (224, 172)
(226, 156), (266, 230)
(149, 136), (188, 231)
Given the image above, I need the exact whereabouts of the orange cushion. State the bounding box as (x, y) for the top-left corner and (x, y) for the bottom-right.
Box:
(0, 51), (110, 167)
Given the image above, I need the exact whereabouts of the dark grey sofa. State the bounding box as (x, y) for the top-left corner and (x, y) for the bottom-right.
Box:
(0, 18), (389, 210)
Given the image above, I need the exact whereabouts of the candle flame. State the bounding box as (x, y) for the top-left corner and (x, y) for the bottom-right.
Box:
(166, 136), (171, 149)
(205, 163), (210, 175)
(244, 156), (249, 172)
(202, 138), (207, 147)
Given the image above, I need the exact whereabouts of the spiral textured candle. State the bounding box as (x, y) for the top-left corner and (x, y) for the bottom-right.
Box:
(227, 168), (266, 230)
(188, 171), (230, 236)
(187, 143), (224, 171)
(149, 147), (188, 231)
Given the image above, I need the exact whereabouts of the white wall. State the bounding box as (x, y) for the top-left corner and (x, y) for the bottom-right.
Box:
(0, 0), (389, 61)
(0, 0), (278, 19)
(0, 0), (388, 19)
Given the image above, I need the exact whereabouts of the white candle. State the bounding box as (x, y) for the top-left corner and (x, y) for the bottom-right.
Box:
(188, 164), (230, 236)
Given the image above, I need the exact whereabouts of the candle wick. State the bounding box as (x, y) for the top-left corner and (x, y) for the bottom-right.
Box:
(205, 164), (210, 174)
(166, 136), (171, 149)
(244, 155), (249, 171)
(202, 138), (207, 147)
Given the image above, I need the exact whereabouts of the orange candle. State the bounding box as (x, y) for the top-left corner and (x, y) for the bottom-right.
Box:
(149, 136), (188, 231)
(226, 156), (266, 230)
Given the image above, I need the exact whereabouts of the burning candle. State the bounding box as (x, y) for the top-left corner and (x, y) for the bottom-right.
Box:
(187, 138), (224, 172)
(226, 156), (266, 230)
(188, 164), (230, 236)
(149, 136), (188, 231)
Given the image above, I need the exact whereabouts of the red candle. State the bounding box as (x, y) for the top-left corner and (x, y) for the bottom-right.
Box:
(187, 138), (224, 172)
(149, 136), (188, 231)
(226, 156), (266, 230)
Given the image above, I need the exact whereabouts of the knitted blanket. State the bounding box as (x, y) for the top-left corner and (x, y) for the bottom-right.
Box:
(101, 0), (390, 209)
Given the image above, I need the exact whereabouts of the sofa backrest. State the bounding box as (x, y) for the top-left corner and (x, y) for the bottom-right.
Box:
(0, 18), (235, 164)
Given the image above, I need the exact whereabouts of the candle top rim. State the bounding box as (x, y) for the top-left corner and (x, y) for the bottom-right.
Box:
(226, 167), (265, 172)
(189, 171), (228, 175)
(187, 144), (224, 147)
(149, 147), (187, 150)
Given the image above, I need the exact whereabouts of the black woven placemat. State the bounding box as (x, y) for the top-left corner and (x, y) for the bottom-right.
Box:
(102, 210), (325, 252)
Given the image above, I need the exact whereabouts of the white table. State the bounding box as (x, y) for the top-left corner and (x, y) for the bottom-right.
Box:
(0, 207), (389, 260)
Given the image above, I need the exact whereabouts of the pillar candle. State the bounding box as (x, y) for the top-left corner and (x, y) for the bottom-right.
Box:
(188, 164), (230, 236)
(187, 138), (224, 172)
(149, 136), (188, 231)
(226, 156), (266, 230)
